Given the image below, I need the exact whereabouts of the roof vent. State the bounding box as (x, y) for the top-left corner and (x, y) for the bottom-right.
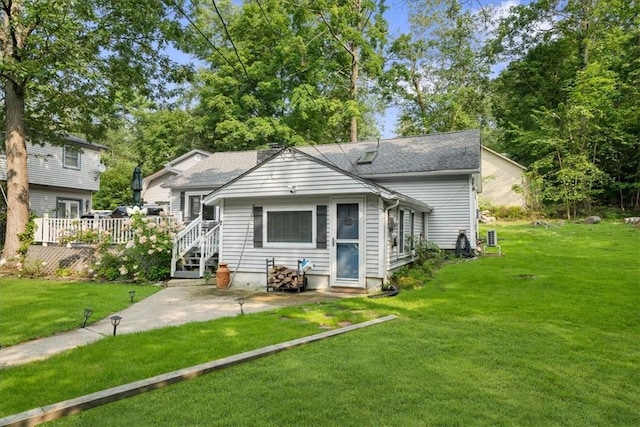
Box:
(357, 151), (378, 165)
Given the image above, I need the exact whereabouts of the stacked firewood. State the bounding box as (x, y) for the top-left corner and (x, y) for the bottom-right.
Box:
(268, 265), (302, 290)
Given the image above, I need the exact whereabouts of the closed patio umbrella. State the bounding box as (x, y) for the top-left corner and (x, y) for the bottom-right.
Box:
(131, 165), (143, 206)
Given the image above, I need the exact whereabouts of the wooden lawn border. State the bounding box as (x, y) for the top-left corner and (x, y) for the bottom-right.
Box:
(0, 315), (397, 427)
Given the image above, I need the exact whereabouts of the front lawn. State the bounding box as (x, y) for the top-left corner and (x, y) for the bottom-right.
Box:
(0, 279), (161, 346)
(1, 221), (638, 426)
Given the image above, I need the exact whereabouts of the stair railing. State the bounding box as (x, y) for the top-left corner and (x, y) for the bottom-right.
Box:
(171, 217), (203, 277)
(199, 222), (221, 277)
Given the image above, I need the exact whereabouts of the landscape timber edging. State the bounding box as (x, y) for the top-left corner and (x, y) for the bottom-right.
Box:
(0, 315), (398, 427)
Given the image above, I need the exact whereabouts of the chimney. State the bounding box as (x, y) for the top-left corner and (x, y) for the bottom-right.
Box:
(257, 143), (282, 163)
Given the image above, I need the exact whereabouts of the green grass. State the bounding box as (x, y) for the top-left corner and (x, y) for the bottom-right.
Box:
(0, 279), (161, 346)
(1, 221), (639, 426)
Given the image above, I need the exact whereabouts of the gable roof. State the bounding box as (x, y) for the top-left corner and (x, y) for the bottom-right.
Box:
(482, 146), (526, 170)
(164, 149), (259, 189)
(166, 149), (211, 167)
(205, 147), (433, 212)
(144, 149), (212, 183)
(164, 130), (481, 190)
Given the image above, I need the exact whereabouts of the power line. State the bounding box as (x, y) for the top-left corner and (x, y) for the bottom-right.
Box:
(167, 0), (244, 80)
(211, 0), (252, 83)
(171, 0), (361, 172)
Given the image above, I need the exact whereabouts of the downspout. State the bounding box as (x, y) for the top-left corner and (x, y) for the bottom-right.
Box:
(382, 198), (400, 283)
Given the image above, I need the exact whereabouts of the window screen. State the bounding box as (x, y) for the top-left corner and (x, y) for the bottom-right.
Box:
(267, 210), (312, 243)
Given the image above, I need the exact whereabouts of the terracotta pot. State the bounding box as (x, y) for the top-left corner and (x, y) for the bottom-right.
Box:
(216, 262), (230, 289)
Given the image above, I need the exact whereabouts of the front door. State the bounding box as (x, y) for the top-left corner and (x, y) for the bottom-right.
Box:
(331, 200), (364, 288)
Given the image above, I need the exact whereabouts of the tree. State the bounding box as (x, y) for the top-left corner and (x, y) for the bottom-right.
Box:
(384, 0), (491, 136)
(180, 0), (386, 149)
(0, 0), (186, 262)
(312, 0), (387, 142)
(491, 0), (640, 213)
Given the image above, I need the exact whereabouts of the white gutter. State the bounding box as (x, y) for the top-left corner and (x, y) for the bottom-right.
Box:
(382, 198), (400, 281)
(362, 169), (479, 179)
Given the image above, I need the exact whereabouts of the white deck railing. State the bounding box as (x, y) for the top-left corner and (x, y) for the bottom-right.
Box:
(32, 215), (168, 245)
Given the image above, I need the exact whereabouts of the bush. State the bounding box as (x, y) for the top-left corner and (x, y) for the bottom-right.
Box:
(390, 239), (447, 290)
(93, 208), (183, 282)
(485, 205), (533, 221)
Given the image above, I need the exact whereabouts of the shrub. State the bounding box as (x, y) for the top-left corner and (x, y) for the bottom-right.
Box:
(390, 239), (447, 290)
(485, 205), (533, 221)
(93, 208), (183, 282)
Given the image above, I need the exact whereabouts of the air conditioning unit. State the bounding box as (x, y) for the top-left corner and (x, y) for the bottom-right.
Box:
(487, 230), (497, 247)
(482, 229), (502, 256)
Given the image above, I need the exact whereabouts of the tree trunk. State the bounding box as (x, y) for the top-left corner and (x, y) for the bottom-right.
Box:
(349, 41), (359, 143)
(2, 80), (30, 264)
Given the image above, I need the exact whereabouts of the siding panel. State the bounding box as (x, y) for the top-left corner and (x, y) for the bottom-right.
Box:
(212, 155), (376, 201)
(381, 176), (475, 250)
(220, 197), (331, 278)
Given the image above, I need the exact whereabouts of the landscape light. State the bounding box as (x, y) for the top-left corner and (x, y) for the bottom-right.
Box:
(110, 315), (122, 336)
(129, 290), (136, 303)
(82, 308), (93, 328)
(236, 297), (246, 315)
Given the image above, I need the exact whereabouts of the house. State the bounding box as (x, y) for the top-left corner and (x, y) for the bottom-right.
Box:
(165, 130), (482, 292)
(142, 149), (211, 213)
(480, 146), (527, 208)
(0, 136), (108, 217)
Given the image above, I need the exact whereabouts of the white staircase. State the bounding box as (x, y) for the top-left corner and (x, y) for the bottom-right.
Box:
(171, 218), (220, 278)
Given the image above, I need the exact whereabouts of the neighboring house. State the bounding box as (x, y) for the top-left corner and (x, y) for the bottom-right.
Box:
(142, 149), (211, 214)
(480, 146), (527, 208)
(0, 136), (108, 217)
(165, 130), (482, 291)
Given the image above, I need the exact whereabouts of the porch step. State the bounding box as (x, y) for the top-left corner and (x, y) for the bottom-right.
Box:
(172, 270), (201, 279)
(167, 278), (208, 287)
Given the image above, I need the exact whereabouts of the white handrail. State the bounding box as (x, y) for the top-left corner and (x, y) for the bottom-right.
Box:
(198, 222), (220, 277)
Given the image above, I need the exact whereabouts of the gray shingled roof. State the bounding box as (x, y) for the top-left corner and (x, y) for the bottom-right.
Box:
(299, 130), (480, 176)
(164, 130), (480, 190)
(164, 150), (258, 189)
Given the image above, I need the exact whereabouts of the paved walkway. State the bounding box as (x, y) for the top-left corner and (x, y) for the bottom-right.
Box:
(0, 283), (352, 368)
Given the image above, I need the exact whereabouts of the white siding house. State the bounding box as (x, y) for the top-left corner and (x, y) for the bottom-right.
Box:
(480, 146), (527, 208)
(0, 136), (107, 217)
(165, 130), (482, 291)
(142, 149), (211, 210)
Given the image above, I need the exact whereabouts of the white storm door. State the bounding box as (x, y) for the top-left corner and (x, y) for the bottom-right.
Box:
(331, 200), (365, 288)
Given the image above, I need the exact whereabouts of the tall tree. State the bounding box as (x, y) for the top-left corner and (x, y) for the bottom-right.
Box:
(180, 0), (386, 149)
(491, 0), (640, 214)
(384, 0), (491, 135)
(0, 0), (185, 262)
(313, 0), (387, 142)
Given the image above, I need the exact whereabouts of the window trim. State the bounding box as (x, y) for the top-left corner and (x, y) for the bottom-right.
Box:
(398, 209), (405, 254)
(62, 145), (81, 170)
(56, 197), (83, 218)
(398, 208), (416, 257)
(263, 205), (316, 249)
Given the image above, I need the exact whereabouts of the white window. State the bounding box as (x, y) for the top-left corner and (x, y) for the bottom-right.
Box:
(57, 199), (81, 218)
(265, 206), (315, 248)
(63, 146), (80, 169)
(398, 208), (415, 255)
(399, 210), (405, 254)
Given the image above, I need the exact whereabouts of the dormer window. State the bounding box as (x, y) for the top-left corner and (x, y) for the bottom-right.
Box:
(63, 145), (80, 170)
(357, 151), (378, 165)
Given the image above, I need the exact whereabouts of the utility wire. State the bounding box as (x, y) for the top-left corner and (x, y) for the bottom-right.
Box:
(249, 0), (361, 173)
(168, 0), (245, 80)
(211, 0), (252, 82)
(171, 0), (362, 173)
